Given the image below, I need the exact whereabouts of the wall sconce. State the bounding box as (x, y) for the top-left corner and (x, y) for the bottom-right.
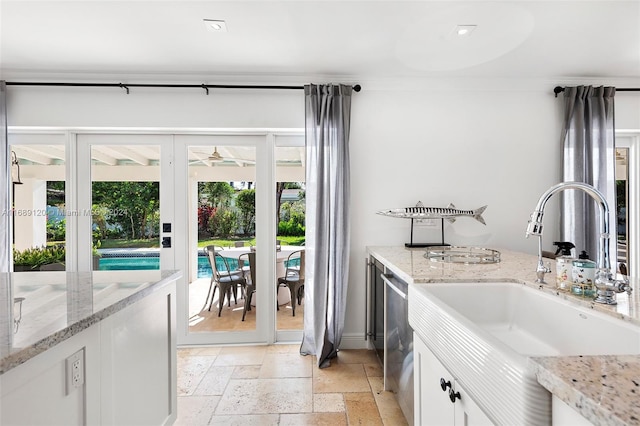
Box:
(11, 151), (23, 185)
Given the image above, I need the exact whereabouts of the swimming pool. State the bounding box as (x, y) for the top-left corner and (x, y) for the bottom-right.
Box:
(99, 255), (219, 278)
(99, 253), (299, 277)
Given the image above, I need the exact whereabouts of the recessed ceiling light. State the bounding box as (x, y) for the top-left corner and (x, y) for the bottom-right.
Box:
(203, 19), (227, 32)
(454, 25), (477, 36)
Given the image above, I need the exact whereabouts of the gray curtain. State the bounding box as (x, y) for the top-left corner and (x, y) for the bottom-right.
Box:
(300, 84), (352, 368)
(561, 86), (617, 267)
(1, 81), (9, 273)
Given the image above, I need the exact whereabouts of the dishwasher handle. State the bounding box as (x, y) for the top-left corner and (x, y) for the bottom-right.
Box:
(381, 273), (407, 300)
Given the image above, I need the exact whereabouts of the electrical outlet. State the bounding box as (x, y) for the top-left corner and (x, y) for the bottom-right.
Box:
(65, 348), (85, 395)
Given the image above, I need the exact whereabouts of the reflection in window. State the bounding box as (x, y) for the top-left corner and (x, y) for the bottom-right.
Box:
(616, 148), (628, 275)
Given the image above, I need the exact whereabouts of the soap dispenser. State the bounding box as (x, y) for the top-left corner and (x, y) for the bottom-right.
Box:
(553, 241), (576, 291)
(571, 250), (596, 296)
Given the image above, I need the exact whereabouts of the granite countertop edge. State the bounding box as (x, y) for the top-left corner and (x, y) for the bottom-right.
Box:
(531, 355), (638, 426)
(0, 270), (182, 375)
(367, 245), (640, 426)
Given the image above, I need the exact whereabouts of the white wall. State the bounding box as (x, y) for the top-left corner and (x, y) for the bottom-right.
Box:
(6, 86), (305, 128)
(6, 82), (640, 343)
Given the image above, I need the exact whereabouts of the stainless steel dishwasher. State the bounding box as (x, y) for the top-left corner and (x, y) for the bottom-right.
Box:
(381, 272), (414, 425)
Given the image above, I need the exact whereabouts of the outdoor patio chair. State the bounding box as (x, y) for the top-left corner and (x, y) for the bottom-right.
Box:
(203, 245), (247, 317)
(241, 251), (257, 321)
(237, 251), (252, 276)
(276, 250), (305, 316)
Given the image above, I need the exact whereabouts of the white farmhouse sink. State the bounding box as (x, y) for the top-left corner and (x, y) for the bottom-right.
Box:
(408, 281), (640, 426)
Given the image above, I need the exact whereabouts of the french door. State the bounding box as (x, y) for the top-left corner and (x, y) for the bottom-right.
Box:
(10, 128), (304, 346)
(175, 131), (305, 346)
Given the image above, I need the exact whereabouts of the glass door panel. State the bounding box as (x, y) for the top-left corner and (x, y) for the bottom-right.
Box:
(10, 134), (67, 272)
(615, 134), (639, 278)
(616, 147), (628, 274)
(90, 143), (161, 272)
(275, 135), (306, 338)
(187, 143), (257, 334)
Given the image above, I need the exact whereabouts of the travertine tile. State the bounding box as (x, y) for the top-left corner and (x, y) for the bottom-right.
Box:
(368, 376), (408, 426)
(313, 393), (345, 413)
(232, 365), (261, 379)
(192, 346), (223, 356)
(175, 395), (219, 426)
(208, 414), (280, 425)
(188, 277), (304, 333)
(193, 365), (234, 396)
(259, 352), (312, 378)
(280, 412), (348, 425)
(178, 347), (205, 358)
(365, 362), (383, 377)
(344, 392), (384, 425)
(313, 362), (371, 393)
(177, 345), (390, 426)
(177, 355), (216, 396)
(214, 345), (267, 366)
(215, 378), (313, 414)
(265, 344), (301, 354)
(335, 349), (380, 364)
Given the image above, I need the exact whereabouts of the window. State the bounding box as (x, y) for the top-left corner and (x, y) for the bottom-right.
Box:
(615, 133), (639, 277)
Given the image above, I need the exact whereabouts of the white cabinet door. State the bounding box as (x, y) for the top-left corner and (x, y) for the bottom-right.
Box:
(453, 380), (494, 426)
(414, 333), (495, 426)
(414, 333), (455, 425)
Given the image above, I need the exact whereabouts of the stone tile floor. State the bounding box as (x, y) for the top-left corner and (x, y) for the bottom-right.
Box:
(176, 345), (409, 425)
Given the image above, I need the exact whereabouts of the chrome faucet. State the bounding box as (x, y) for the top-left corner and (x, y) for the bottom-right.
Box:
(525, 181), (631, 305)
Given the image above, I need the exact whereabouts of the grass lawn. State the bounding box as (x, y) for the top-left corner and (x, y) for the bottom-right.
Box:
(197, 236), (305, 248)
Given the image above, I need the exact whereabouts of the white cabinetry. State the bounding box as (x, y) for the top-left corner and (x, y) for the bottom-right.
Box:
(414, 333), (494, 426)
(1, 281), (176, 426)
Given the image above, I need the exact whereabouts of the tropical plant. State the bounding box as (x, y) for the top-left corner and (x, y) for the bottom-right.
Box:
(46, 218), (66, 241)
(92, 181), (160, 240)
(200, 182), (235, 208)
(13, 245), (66, 269)
(91, 204), (109, 240)
(198, 204), (215, 233)
(278, 218), (305, 236)
(208, 207), (238, 238)
(276, 182), (304, 231)
(14, 244), (101, 271)
(235, 188), (256, 236)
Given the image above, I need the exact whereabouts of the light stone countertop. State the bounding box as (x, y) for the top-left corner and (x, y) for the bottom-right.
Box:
(367, 245), (640, 426)
(0, 269), (182, 374)
(533, 355), (640, 426)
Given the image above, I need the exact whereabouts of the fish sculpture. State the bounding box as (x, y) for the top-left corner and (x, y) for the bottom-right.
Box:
(377, 201), (487, 225)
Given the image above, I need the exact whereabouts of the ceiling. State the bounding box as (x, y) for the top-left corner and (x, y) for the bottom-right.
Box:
(1, 0), (639, 83)
(12, 144), (303, 167)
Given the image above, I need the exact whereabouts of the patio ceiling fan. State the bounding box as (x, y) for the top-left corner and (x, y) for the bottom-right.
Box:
(208, 147), (224, 163)
(189, 147), (256, 165)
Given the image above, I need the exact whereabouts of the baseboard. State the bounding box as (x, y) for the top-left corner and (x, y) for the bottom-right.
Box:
(338, 332), (373, 350)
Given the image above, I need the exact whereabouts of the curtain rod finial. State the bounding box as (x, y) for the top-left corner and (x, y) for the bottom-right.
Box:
(353, 84), (361, 92)
(553, 86), (565, 98)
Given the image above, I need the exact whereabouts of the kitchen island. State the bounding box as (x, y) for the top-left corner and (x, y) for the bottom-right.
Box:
(1, 269), (181, 426)
(368, 246), (640, 426)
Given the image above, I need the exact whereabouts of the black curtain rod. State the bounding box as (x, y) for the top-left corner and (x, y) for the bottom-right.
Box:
(553, 85), (640, 97)
(5, 81), (361, 94)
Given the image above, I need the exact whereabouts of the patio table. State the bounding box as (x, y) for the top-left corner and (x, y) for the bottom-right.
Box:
(216, 246), (304, 306)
